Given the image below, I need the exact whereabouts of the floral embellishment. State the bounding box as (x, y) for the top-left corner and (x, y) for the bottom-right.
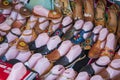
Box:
(3, 0), (9, 6)
(0, 37), (3, 42)
(19, 41), (26, 47)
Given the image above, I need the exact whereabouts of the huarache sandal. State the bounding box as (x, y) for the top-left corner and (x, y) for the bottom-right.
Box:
(106, 4), (119, 34)
(84, 0), (94, 22)
(95, 0), (106, 26)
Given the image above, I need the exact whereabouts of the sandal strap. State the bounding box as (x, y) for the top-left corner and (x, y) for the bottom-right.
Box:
(95, 61), (108, 67)
(61, 21), (73, 28)
(10, 30), (20, 37)
(109, 64), (120, 70)
(101, 47), (115, 59)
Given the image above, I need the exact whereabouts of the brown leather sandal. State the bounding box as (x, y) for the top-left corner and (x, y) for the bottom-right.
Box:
(73, 0), (83, 20)
(47, 20), (61, 36)
(95, 0), (106, 26)
(34, 19), (49, 35)
(84, 0), (94, 22)
(100, 47), (115, 59)
(21, 29), (37, 42)
(97, 64), (120, 80)
(106, 4), (119, 34)
(46, 49), (61, 62)
(88, 40), (105, 59)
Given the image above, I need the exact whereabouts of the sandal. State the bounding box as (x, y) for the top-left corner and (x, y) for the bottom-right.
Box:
(106, 4), (119, 34)
(12, 14), (26, 28)
(80, 61), (108, 77)
(70, 28), (93, 44)
(97, 63), (120, 80)
(47, 18), (62, 36)
(84, 0), (94, 22)
(80, 33), (99, 50)
(52, 20), (73, 37)
(95, 0), (106, 26)
(54, 45), (85, 68)
(0, 9), (11, 23)
(46, 40), (73, 62)
(88, 39), (105, 59)
(73, 0), (83, 20)
(34, 17), (49, 35)
(62, 20), (84, 41)
(33, 5), (62, 20)
(20, 29), (37, 43)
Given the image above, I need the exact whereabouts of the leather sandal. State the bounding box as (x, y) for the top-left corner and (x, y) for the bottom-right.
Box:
(80, 61), (108, 77)
(95, 0), (106, 26)
(70, 28), (93, 44)
(34, 19), (49, 35)
(52, 21), (73, 37)
(12, 17), (26, 29)
(47, 20), (61, 36)
(62, 20), (82, 41)
(21, 29), (37, 42)
(88, 39), (106, 59)
(97, 64), (120, 80)
(54, 52), (85, 68)
(106, 4), (119, 34)
(84, 0), (94, 22)
(100, 47), (115, 59)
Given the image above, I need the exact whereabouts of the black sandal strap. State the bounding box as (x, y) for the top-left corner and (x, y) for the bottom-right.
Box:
(10, 30), (20, 37)
(95, 61), (108, 68)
